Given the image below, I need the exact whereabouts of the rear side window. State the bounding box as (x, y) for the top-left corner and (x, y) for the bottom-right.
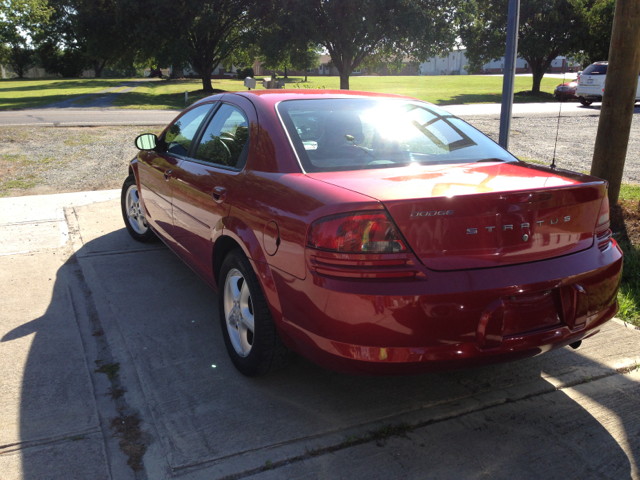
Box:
(164, 104), (211, 156)
(583, 64), (608, 75)
(195, 104), (250, 168)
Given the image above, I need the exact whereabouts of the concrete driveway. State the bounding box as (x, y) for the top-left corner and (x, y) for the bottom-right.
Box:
(1, 191), (640, 479)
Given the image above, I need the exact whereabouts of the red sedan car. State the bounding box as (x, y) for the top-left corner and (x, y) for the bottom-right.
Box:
(122, 90), (622, 376)
(554, 79), (579, 101)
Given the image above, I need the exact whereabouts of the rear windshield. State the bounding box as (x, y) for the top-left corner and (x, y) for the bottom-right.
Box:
(583, 64), (608, 75)
(277, 99), (515, 172)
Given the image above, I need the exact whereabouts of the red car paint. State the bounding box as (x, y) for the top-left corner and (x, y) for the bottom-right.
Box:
(554, 79), (579, 101)
(131, 90), (622, 375)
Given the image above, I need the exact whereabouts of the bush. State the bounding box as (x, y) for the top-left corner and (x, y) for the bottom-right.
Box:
(237, 67), (254, 80)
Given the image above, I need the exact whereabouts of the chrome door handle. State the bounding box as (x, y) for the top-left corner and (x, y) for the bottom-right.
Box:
(212, 186), (227, 203)
(164, 170), (172, 181)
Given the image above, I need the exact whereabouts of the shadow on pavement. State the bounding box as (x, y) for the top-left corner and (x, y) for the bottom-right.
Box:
(2, 227), (639, 479)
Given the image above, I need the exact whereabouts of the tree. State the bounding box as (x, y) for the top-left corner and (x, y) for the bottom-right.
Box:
(33, 0), (135, 78)
(75, 0), (135, 78)
(0, 0), (52, 77)
(460, 0), (584, 93)
(5, 41), (35, 77)
(571, 0), (615, 66)
(269, 0), (458, 90)
(34, 0), (89, 77)
(590, 0), (640, 205)
(127, 0), (260, 92)
(290, 44), (321, 81)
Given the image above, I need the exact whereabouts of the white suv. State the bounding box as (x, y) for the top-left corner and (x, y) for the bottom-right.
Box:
(576, 61), (640, 106)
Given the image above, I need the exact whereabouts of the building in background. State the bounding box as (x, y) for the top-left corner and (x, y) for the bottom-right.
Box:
(253, 54), (420, 78)
(419, 49), (581, 75)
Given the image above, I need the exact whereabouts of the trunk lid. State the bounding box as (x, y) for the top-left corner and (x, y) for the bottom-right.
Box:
(308, 162), (606, 271)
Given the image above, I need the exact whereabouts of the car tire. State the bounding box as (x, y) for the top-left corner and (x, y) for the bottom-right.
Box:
(579, 98), (593, 107)
(121, 174), (157, 242)
(218, 248), (292, 376)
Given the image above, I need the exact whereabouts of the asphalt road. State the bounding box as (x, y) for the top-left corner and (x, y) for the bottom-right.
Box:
(0, 108), (181, 127)
(2, 101), (638, 127)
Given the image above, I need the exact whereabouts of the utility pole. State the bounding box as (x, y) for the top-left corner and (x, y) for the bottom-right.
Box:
(498, 0), (520, 149)
(590, 0), (640, 204)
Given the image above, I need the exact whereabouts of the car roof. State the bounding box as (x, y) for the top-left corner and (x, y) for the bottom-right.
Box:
(194, 89), (418, 109)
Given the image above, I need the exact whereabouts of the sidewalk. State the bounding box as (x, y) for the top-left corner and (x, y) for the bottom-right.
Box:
(1, 190), (639, 479)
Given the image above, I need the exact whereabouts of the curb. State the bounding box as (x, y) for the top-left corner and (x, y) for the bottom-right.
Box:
(612, 318), (640, 334)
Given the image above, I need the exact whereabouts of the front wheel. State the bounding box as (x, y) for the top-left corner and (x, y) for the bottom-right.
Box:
(579, 98), (593, 107)
(121, 174), (157, 242)
(218, 249), (291, 376)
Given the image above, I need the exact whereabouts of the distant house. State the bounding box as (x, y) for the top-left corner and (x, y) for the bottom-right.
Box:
(252, 54), (420, 77)
(419, 49), (581, 75)
(181, 65), (238, 79)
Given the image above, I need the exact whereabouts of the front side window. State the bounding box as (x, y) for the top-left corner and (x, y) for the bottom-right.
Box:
(277, 98), (515, 172)
(195, 104), (250, 168)
(164, 104), (211, 156)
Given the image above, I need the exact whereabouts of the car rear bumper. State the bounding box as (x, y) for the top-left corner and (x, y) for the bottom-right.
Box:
(272, 240), (623, 375)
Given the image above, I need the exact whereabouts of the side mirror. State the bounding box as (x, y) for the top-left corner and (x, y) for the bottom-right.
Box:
(135, 133), (158, 150)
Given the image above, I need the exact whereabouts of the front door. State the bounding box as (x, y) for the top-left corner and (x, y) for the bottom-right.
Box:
(171, 102), (252, 283)
(137, 104), (212, 241)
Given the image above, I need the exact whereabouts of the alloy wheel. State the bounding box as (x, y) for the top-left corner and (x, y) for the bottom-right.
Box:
(223, 268), (255, 357)
(125, 184), (148, 234)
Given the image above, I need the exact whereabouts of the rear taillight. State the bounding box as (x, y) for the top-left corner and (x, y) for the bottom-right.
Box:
(308, 211), (406, 253)
(595, 195), (612, 252)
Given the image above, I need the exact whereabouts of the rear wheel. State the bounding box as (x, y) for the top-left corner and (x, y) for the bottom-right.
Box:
(218, 248), (291, 376)
(121, 174), (156, 242)
(579, 98), (593, 107)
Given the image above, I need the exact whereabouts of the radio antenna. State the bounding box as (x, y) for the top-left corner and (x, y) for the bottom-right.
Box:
(550, 63), (568, 169)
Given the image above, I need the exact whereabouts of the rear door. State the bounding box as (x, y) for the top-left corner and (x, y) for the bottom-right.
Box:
(137, 104), (212, 240)
(170, 100), (253, 282)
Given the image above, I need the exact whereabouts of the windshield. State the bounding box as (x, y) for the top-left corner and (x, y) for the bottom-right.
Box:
(583, 64), (608, 75)
(277, 99), (516, 172)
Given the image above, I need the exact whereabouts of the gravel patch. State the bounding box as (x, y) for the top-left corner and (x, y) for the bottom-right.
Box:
(1, 113), (639, 197)
(0, 126), (160, 196)
(463, 113), (640, 183)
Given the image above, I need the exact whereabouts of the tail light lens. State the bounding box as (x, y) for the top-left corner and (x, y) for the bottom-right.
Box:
(595, 194), (612, 252)
(307, 211), (406, 253)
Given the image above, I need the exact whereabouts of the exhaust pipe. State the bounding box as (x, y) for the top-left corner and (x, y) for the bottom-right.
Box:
(570, 340), (582, 350)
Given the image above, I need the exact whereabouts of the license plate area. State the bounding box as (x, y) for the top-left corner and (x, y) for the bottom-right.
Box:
(502, 289), (562, 337)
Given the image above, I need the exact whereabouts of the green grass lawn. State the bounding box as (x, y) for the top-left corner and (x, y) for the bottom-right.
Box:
(0, 78), (133, 110)
(0, 74), (562, 111)
(113, 75), (560, 109)
(614, 183), (640, 327)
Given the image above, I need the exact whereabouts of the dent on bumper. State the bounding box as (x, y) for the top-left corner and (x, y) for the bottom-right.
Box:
(271, 241), (623, 374)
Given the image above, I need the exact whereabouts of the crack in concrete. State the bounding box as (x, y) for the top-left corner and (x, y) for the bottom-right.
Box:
(209, 365), (637, 480)
(64, 207), (149, 480)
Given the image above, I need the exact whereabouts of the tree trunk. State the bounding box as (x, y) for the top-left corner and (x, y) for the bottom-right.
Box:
(531, 65), (544, 93)
(339, 70), (350, 90)
(201, 70), (214, 92)
(1, 64), (5, 79)
(590, 0), (640, 205)
(94, 60), (106, 78)
(284, 66), (288, 78)
(304, 73), (308, 82)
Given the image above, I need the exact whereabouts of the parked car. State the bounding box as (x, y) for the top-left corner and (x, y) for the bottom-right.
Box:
(122, 90), (622, 376)
(576, 61), (640, 106)
(554, 79), (579, 101)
